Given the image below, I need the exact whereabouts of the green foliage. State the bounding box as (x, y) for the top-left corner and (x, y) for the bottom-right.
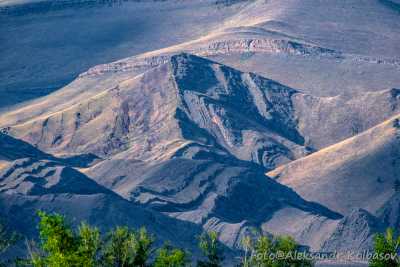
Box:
(369, 228), (400, 267)
(31, 211), (102, 267)
(101, 226), (154, 267)
(241, 234), (313, 267)
(24, 211), (314, 267)
(197, 231), (224, 267)
(154, 244), (188, 267)
(30, 212), (159, 267)
(76, 223), (102, 266)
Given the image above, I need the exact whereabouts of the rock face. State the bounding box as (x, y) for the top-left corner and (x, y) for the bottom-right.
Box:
(321, 209), (385, 253)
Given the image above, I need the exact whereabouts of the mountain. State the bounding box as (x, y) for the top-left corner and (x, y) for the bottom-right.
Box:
(0, 53), (310, 170)
(2, 54), (400, 167)
(321, 209), (386, 253)
(1, 53), (399, 255)
(78, 0), (400, 98)
(1, 54), (347, 250)
(2, 1), (400, 264)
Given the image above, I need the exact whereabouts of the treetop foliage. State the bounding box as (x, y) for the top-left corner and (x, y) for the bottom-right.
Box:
(1, 211), (313, 267)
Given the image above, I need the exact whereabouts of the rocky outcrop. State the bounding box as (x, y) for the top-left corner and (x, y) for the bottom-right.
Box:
(79, 38), (343, 79)
(321, 209), (385, 252)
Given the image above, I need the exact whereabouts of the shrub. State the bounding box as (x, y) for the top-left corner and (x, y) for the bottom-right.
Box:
(369, 228), (400, 267)
(30, 211), (101, 267)
(24, 211), (314, 267)
(101, 226), (153, 267)
(29, 211), (185, 267)
(197, 231), (224, 267)
(241, 234), (313, 267)
(154, 244), (188, 267)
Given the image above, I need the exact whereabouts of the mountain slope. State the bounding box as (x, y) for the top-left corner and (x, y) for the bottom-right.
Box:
(0, 133), (207, 254)
(268, 115), (400, 215)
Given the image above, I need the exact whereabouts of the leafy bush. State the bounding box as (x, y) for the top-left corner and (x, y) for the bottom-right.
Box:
(30, 211), (102, 266)
(8, 211), (313, 267)
(29, 211), (187, 267)
(369, 228), (400, 267)
(154, 244), (189, 267)
(197, 231), (224, 267)
(101, 226), (153, 267)
(241, 234), (313, 267)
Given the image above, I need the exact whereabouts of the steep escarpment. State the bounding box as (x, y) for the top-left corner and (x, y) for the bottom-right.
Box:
(2, 1), (400, 263)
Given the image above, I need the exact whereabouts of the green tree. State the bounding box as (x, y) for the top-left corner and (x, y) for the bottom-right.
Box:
(30, 211), (101, 267)
(249, 235), (274, 267)
(197, 231), (224, 267)
(76, 223), (102, 266)
(274, 236), (312, 267)
(241, 235), (252, 267)
(24, 211), (315, 267)
(369, 228), (400, 267)
(241, 234), (313, 267)
(101, 226), (154, 267)
(154, 244), (188, 267)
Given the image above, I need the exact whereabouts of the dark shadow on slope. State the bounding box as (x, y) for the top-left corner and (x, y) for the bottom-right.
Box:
(0, 0), (164, 16)
(377, 192), (400, 229)
(0, 154), (234, 260)
(130, 155), (343, 227)
(379, 0), (400, 13)
(0, 133), (99, 168)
